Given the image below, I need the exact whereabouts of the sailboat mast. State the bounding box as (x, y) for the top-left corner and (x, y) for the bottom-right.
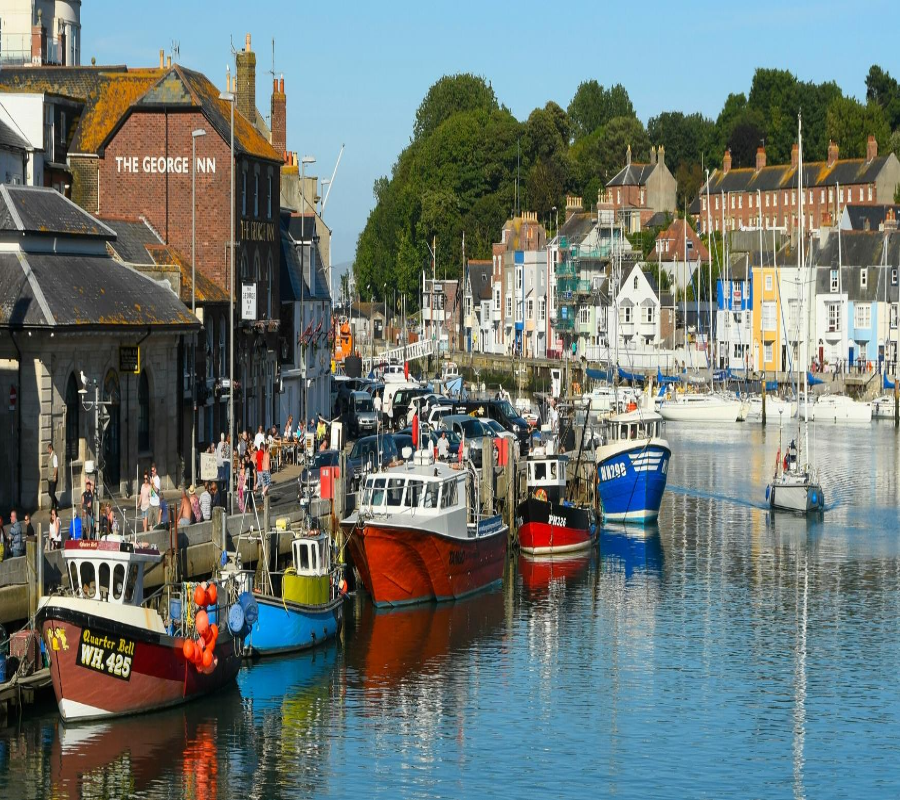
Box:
(798, 113), (810, 469)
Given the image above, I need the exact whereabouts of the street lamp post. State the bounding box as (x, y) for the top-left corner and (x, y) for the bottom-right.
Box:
(190, 128), (207, 491)
(218, 90), (235, 512)
(551, 205), (557, 240)
(78, 372), (114, 539)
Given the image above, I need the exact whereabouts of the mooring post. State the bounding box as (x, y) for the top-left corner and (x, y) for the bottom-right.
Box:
(761, 377), (767, 427)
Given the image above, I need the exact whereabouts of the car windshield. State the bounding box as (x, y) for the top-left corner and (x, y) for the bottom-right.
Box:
(350, 441), (371, 460)
(355, 397), (374, 412)
(484, 419), (504, 434)
(314, 451), (339, 468)
(497, 400), (517, 418)
(459, 419), (484, 437)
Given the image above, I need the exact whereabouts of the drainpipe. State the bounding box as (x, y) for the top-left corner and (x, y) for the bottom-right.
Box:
(10, 331), (22, 508)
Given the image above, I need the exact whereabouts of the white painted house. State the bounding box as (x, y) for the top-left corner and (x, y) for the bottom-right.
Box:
(611, 263), (661, 350)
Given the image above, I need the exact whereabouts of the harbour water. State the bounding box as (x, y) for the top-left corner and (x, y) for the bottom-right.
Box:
(2, 422), (900, 798)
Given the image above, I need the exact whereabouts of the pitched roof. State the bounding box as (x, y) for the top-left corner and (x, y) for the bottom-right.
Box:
(810, 229), (900, 303)
(607, 163), (656, 187)
(0, 116), (30, 151)
(143, 244), (229, 304)
(0, 185), (115, 238)
(101, 217), (161, 265)
(558, 211), (595, 245)
(842, 204), (900, 232)
(646, 218), (710, 263)
(468, 260), (492, 301)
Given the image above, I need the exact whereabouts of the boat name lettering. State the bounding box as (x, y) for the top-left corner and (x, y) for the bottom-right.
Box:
(449, 550), (467, 565)
(76, 629), (134, 681)
(599, 462), (628, 482)
(548, 513), (566, 527)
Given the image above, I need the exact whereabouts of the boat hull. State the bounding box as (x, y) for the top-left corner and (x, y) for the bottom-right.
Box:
(39, 603), (242, 723)
(805, 401), (872, 423)
(659, 399), (745, 422)
(597, 440), (670, 523)
(346, 515), (508, 607)
(768, 480), (825, 513)
(516, 497), (594, 555)
(245, 594), (343, 656)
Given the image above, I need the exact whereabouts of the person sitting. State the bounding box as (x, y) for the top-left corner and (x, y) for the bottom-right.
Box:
(7, 510), (24, 558)
(189, 485), (202, 523)
(178, 488), (193, 527)
(199, 483), (213, 521)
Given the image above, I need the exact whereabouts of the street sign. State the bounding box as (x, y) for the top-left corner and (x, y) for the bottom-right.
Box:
(119, 345), (140, 374)
(241, 283), (257, 320)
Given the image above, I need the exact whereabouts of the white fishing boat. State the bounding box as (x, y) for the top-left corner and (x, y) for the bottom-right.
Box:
(872, 394), (897, 419)
(582, 384), (638, 414)
(658, 391), (747, 422)
(744, 395), (797, 423)
(801, 394), (872, 423)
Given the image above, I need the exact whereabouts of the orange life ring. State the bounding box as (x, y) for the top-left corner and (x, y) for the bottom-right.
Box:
(534, 488), (548, 502)
(627, 401), (637, 411)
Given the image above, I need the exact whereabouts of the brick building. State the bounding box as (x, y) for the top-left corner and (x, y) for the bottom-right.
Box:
(604, 145), (677, 232)
(693, 138), (900, 235)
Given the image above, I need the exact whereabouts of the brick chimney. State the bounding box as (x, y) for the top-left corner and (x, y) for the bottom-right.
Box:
(159, 49), (165, 69)
(722, 148), (732, 174)
(271, 76), (286, 155)
(626, 144), (632, 166)
(866, 134), (878, 162)
(756, 146), (766, 171)
(658, 145), (666, 167)
(885, 207), (898, 231)
(566, 195), (583, 220)
(791, 143), (799, 170)
(31, 9), (46, 65)
(827, 140), (839, 168)
(236, 33), (256, 123)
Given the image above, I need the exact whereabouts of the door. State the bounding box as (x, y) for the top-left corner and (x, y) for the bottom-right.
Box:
(103, 370), (121, 489)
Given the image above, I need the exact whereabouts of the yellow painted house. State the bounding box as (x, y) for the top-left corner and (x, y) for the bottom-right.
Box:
(750, 264), (785, 372)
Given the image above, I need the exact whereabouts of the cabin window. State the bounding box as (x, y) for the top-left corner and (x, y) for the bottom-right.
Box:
(112, 564), (126, 600)
(371, 478), (386, 506)
(99, 563), (111, 600)
(387, 478), (405, 506)
(361, 478), (373, 506)
(79, 561), (96, 599)
(441, 479), (458, 508)
(68, 562), (78, 592)
(298, 543), (311, 571)
(534, 462), (547, 481)
(125, 567), (138, 603)
(424, 482), (440, 509)
(549, 462), (558, 480)
(405, 480), (423, 507)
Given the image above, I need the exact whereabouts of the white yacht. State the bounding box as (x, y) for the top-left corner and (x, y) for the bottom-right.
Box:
(658, 392), (747, 422)
(801, 394), (872, 423)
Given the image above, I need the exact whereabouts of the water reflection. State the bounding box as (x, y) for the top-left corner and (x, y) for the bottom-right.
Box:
(517, 551), (592, 595)
(600, 523), (664, 579)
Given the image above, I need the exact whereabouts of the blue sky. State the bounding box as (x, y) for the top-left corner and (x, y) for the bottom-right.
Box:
(84, 0), (890, 269)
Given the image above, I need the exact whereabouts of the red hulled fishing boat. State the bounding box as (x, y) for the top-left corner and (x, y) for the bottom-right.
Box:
(342, 451), (508, 606)
(38, 539), (242, 722)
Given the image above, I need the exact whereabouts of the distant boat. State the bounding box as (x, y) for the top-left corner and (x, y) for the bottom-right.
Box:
(872, 394), (897, 419)
(595, 409), (670, 523)
(658, 391), (746, 422)
(744, 395), (797, 423)
(801, 394), (872, 423)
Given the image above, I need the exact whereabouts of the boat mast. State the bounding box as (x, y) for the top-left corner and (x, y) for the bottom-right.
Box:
(798, 112), (810, 469)
(705, 170), (714, 366)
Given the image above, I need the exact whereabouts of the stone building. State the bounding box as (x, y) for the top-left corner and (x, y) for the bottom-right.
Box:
(0, 185), (197, 512)
(604, 145), (678, 232)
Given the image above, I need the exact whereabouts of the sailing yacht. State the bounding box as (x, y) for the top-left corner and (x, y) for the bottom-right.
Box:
(766, 114), (825, 514)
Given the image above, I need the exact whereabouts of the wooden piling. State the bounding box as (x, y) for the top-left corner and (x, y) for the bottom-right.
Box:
(895, 375), (898, 427)
(36, 523), (43, 604)
(481, 439), (492, 513)
(761, 376), (767, 427)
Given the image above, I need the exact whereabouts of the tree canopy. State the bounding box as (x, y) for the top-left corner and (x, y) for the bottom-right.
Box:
(355, 65), (900, 306)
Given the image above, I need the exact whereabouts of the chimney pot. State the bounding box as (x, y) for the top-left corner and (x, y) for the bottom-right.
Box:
(159, 49), (164, 69)
(658, 144), (665, 167)
(756, 146), (766, 171)
(245, 33), (251, 52)
(791, 143), (799, 170)
(723, 149), (732, 174)
(867, 134), (878, 162)
(827, 140), (839, 167)
(626, 144), (632, 166)
(279, 76), (284, 93)
(650, 146), (657, 166)
(166, 55), (171, 68)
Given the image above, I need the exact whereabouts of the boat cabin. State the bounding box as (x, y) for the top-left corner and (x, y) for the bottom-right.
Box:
(526, 446), (568, 504)
(292, 531), (332, 577)
(283, 530), (335, 606)
(604, 410), (663, 443)
(62, 539), (161, 607)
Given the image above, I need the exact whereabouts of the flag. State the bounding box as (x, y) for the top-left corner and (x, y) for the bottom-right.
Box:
(412, 414), (419, 448)
(458, 431), (465, 463)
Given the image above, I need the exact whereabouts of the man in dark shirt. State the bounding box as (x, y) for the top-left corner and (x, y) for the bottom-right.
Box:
(82, 480), (96, 540)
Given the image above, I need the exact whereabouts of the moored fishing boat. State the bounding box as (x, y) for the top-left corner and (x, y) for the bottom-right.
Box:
(595, 409), (670, 523)
(516, 444), (595, 555)
(218, 528), (344, 657)
(38, 539), (243, 722)
(342, 450), (507, 606)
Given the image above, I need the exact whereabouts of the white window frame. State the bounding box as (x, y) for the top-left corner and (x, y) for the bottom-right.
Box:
(827, 303), (841, 333)
(765, 275), (773, 291)
(861, 268), (868, 289)
(764, 342), (773, 363)
(830, 269), (839, 292)
(855, 303), (871, 329)
(761, 301), (777, 333)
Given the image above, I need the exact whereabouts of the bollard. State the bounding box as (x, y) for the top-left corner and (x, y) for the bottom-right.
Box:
(761, 377), (767, 427)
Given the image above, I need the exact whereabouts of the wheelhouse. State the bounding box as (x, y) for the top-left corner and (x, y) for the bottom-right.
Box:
(526, 447), (568, 504)
(62, 539), (161, 607)
(605, 411), (664, 442)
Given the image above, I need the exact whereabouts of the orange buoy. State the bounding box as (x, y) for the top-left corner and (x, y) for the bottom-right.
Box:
(207, 584), (218, 605)
(338, 579), (347, 595)
(201, 648), (213, 669)
(209, 623), (219, 640)
(193, 584), (207, 607)
(195, 609), (209, 635)
(182, 639), (195, 661)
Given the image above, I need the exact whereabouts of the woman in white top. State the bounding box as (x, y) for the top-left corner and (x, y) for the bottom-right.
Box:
(48, 507), (61, 550)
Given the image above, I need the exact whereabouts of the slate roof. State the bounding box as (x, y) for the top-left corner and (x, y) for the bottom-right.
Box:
(0, 250), (198, 329)
(0, 185), (115, 238)
(0, 116), (30, 151)
(142, 244), (228, 304)
(558, 211), (595, 245)
(607, 163), (657, 187)
(842, 204), (900, 232)
(810, 230), (900, 303)
(468, 260), (492, 301)
(101, 217), (161, 265)
(646, 219), (710, 262)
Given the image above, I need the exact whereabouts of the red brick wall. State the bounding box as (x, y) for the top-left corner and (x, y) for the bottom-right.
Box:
(611, 184), (645, 211)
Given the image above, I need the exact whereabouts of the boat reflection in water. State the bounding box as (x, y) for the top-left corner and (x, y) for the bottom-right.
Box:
(517, 551), (592, 595)
(47, 703), (229, 800)
(599, 522), (664, 579)
(237, 644), (338, 713)
(344, 589), (506, 690)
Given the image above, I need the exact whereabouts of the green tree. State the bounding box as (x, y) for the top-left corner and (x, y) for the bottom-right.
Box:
(647, 111), (715, 173)
(412, 74), (498, 141)
(826, 96), (891, 157)
(567, 80), (636, 140)
(570, 116), (650, 195)
(866, 65), (900, 131)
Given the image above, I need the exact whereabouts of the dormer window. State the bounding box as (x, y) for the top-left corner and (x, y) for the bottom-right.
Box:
(860, 268), (868, 289)
(830, 269), (839, 292)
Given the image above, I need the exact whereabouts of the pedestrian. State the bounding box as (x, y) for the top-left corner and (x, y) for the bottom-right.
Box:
(148, 464), (161, 529)
(47, 442), (59, 512)
(7, 510), (24, 558)
(82, 480), (96, 540)
(24, 513), (35, 540)
(253, 425), (266, 449)
(548, 398), (559, 436)
(437, 431), (449, 460)
(237, 464), (246, 513)
(284, 415), (294, 440)
(48, 508), (61, 550)
(199, 483), (212, 521)
(215, 432), (226, 492)
(316, 417), (326, 445)
(238, 429), (248, 458)
(189, 485), (202, 523)
(260, 443), (271, 497)
(139, 472), (152, 532)
(177, 488), (193, 527)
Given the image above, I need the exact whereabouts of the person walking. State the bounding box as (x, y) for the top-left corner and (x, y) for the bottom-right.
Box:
(47, 443), (59, 512)
(215, 433), (227, 493)
(260, 443), (271, 498)
(139, 472), (152, 532)
(148, 464), (161, 529)
(48, 508), (61, 550)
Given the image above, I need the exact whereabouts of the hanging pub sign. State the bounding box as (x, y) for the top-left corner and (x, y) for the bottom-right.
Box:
(241, 283), (257, 320)
(119, 346), (140, 374)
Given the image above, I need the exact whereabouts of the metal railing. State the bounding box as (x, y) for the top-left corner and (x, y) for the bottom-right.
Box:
(362, 337), (434, 374)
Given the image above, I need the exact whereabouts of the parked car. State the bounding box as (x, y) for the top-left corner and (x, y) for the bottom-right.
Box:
(348, 391), (378, 439)
(438, 414), (496, 468)
(480, 417), (518, 445)
(336, 378), (372, 416)
(298, 449), (341, 504)
(386, 385), (427, 429)
(397, 426), (462, 460)
(406, 393), (453, 427)
(452, 399), (530, 452)
(348, 434), (400, 489)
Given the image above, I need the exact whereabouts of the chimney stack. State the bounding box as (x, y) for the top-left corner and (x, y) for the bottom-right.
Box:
(271, 75), (286, 155)
(756, 146), (766, 171)
(236, 33), (256, 123)
(31, 9), (46, 65)
(791, 143), (799, 170)
(722, 149), (732, 174)
(885, 207), (898, 231)
(827, 140), (839, 168)
(166, 55), (172, 69)
(159, 49), (164, 69)
(650, 146), (657, 166)
(867, 134), (878, 162)
(658, 145), (665, 167)
(626, 144), (632, 166)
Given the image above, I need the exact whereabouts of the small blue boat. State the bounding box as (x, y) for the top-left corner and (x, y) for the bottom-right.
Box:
(220, 530), (344, 657)
(595, 410), (670, 523)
